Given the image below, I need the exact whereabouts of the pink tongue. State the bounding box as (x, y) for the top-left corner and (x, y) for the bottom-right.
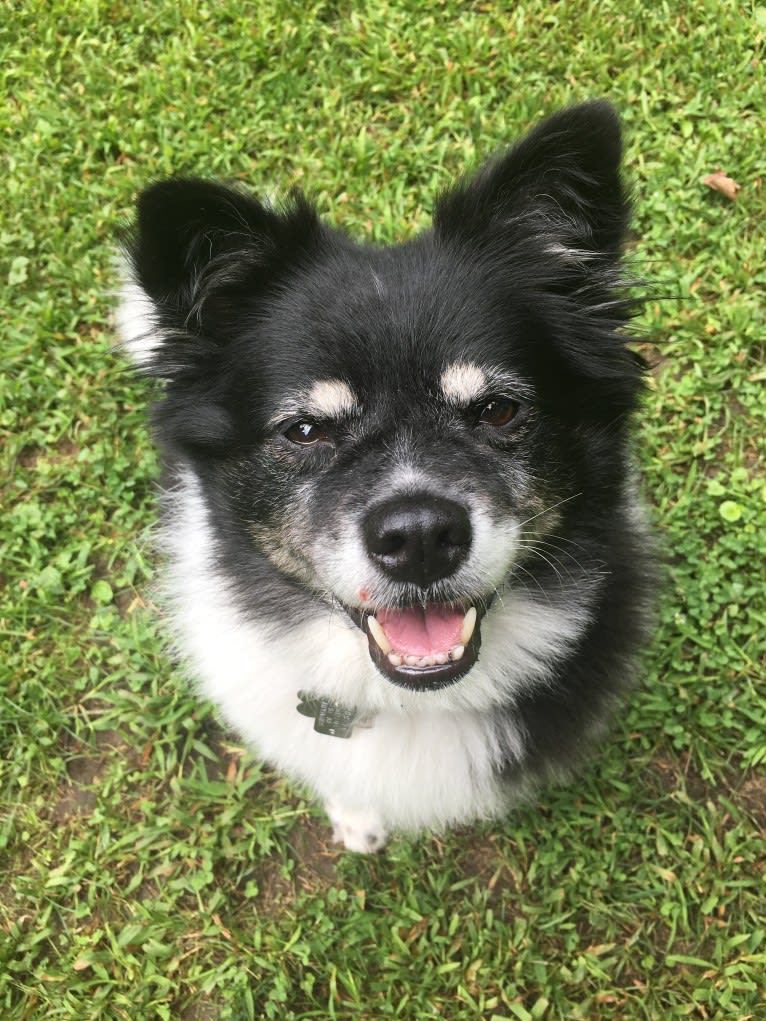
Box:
(377, 605), (464, 656)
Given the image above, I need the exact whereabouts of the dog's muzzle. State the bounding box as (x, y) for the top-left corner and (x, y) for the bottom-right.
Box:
(356, 493), (483, 690)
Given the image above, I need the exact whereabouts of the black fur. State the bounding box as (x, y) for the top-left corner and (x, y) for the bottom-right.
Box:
(123, 101), (657, 830)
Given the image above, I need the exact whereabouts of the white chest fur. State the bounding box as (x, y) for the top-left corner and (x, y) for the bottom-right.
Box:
(158, 472), (590, 839)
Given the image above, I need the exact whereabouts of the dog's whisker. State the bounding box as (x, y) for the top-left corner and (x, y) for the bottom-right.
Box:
(515, 492), (583, 529)
(518, 531), (592, 557)
(508, 562), (554, 605)
(516, 539), (589, 579)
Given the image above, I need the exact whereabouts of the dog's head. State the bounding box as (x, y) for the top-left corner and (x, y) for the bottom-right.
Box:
(119, 101), (645, 695)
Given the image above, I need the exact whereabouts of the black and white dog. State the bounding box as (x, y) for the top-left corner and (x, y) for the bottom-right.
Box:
(118, 101), (656, 851)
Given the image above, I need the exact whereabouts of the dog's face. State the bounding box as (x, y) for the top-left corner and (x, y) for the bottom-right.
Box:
(226, 244), (555, 691)
(120, 102), (644, 698)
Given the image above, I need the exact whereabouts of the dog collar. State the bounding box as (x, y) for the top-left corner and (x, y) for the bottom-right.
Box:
(296, 690), (373, 739)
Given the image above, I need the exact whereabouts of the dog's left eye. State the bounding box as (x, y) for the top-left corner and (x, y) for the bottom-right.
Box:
(476, 398), (520, 428)
(283, 421), (330, 446)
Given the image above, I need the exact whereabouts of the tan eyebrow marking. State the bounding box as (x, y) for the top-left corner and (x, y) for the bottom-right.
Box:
(440, 362), (488, 406)
(268, 378), (359, 427)
(306, 379), (358, 419)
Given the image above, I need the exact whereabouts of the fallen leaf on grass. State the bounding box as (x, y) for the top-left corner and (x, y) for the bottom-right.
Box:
(703, 170), (741, 201)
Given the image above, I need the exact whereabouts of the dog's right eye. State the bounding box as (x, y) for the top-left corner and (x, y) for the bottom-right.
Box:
(283, 421), (330, 446)
(476, 398), (520, 428)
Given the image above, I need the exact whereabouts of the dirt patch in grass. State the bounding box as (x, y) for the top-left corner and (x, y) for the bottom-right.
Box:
(180, 1000), (223, 1021)
(460, 833), (513, 889)
(634, 341), (667, 376)
(651, 751), (714, 801)
(253, 853), (295, 914)
(289, 814), (340, 889)
(653, 751), (766, 834)
(255, 814), (340, 916)
(17, 444), (40, 468)
(16, 438), (81, 470)
(52, 779), (98, 822)
(736, 772), (766, 830)
(52, 728), (141, 823)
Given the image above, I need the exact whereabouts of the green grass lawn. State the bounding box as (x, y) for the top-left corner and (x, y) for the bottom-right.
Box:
(2, 2), (765, 1018)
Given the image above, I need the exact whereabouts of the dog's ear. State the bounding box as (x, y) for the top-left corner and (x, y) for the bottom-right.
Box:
(433, 101), (628, 258)
(117, 178), (322, 369)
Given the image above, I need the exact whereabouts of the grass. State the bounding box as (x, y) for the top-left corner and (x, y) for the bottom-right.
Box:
(1, 0), (765, 1018)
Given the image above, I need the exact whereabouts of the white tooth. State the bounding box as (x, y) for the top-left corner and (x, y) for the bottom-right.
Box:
(421, 655), (435, 667)
(460, 607), (477, 645)
(450, 644), (465, 662)
(367, 616), (392, 654)
(405, 655), (419, 667)
(434, 652), (448, 665)
(388, 653), (403, 667)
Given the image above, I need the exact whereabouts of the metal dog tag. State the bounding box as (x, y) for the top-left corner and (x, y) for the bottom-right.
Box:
(296, 691), (358, 739)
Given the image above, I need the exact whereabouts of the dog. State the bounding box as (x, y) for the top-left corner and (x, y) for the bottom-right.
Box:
(117, 101), (656, 852)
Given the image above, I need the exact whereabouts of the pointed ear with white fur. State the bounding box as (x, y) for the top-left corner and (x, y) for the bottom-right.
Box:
(117, 178), (321, 371)
(433, 101), (629, 261)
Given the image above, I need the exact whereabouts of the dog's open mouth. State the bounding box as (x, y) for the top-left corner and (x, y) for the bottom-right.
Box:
(359, 604), (483, 691)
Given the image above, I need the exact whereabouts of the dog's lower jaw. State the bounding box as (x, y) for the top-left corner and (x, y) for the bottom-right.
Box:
(325, 799), (388, 853)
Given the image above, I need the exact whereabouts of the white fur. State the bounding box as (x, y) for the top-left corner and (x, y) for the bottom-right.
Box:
(308, 460), (553, 642)
(159, 472), (595, 843)
(326, 800), (387, 853)
(439, 363), (535, 408)
(310, 487), (522, 620)
(114, 277), (164, 366)
(306, 379), (358, 420)
(543, 242), (599, 262)
(267, 379), (359, 427)
(370, 268), (386, 298)
(440, 361), (487, 406)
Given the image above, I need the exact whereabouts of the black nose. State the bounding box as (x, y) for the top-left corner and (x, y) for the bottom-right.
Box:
(363, 494), (472, 587)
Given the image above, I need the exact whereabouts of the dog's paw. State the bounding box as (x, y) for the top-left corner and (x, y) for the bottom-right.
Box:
(325, 800), (387, 853)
